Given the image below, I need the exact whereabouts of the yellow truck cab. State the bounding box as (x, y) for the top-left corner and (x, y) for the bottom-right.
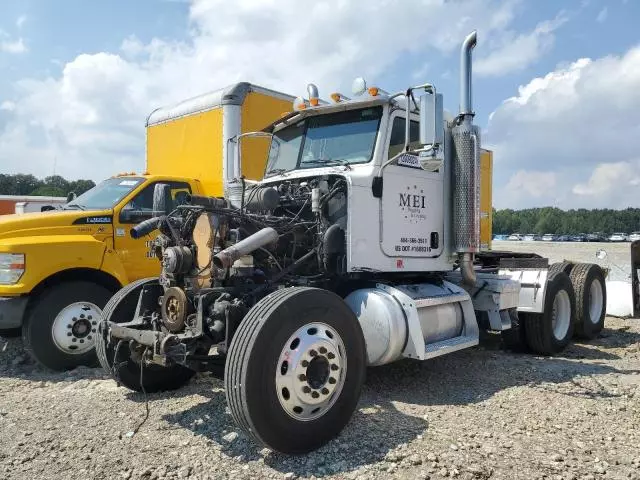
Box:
(0, 82), (293, 370)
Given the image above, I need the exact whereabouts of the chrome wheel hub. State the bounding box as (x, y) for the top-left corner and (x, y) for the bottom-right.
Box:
(52, 302), (102, 355)
(588, 279), (604, 325)
(551, 290), (571, 341)
(276, 322), (346, 421)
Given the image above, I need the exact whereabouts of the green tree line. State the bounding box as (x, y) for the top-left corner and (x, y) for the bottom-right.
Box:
(0, 174), (95, 198)
(493, 207), (640, 235)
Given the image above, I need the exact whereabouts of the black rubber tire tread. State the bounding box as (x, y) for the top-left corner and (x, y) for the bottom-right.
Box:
(225, 287), (367, 454)
(501, 308), (529, 353)
(22, 281), (112, 371)
(569, 263), (606, 339)
(524, 271), (576, 355)
(226, 288), (295, 437)
(96, 278), (195, 393)
(548, 261), (573, 276)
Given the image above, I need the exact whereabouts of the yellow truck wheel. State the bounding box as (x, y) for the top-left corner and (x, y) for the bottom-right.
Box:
(22, 281), (112, 371)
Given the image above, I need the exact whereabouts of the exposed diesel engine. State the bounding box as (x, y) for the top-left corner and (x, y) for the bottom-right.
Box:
(108, 175), (349, 370)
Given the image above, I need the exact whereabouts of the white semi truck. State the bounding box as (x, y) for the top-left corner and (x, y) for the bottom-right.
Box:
(97, 31), (607, 454)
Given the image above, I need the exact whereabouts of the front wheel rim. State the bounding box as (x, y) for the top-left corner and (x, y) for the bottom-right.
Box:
(588, 279), (604, 325)
(551, 290), (571, 341)
(51, 302), (102, 355)
(275, 322), (347, 421)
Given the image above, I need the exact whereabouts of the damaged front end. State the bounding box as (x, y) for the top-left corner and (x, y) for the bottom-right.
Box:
(99, 174), (349, 385)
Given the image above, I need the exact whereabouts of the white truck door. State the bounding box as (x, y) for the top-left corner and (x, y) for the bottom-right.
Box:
(379, 114), (444, 258)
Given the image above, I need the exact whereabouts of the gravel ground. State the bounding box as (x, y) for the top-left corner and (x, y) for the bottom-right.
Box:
(1, 316), (639, 480)
(1, 243), (639, 480)
(492, 241), (633, 282)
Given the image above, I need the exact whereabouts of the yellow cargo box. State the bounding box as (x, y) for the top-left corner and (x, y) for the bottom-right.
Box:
(480, 148), (493, 251)
(146, 83), (295, 197)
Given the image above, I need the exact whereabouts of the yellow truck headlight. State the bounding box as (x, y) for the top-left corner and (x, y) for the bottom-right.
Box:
(0, 253), (25, 285)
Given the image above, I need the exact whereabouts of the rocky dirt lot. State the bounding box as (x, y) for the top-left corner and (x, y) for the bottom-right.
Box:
(0, 317), (639, 480)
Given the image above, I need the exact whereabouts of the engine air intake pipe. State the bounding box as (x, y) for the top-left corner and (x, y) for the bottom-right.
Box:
(130, 216), (164, 239)
(213, 227), (278, 269)
(187, 194), (227, 210)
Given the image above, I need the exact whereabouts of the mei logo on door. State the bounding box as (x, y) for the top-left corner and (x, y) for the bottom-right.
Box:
(398, 186), (427, 225)
(399, 193), (426, 209)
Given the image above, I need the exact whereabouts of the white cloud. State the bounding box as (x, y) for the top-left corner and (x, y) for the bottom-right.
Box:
(412, 63), (430, 81)
(505, 170), (557, 198)
(596, 7), (608, 23)
(0, 0), (522, 182)
(475, 13), (568, 77)
(486, 45), (640, 209)
(16, 15), (27, 29)
(1, 37), (27, 54)
(573, 162), (640, 196)
(0, 101), (16, 111)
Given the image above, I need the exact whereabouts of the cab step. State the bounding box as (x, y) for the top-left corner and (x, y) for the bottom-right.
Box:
(425, 335), (479, 359)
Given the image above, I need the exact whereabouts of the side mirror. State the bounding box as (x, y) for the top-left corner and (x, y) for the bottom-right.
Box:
(153, 183), (172, 216)
(419, 93), (444, 146)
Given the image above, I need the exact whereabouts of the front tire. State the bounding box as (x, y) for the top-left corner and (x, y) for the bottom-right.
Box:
(225, 287), (366, 454)
(524, 271), (576, 355)
(569, 263), (606, 339)
(96, 278), (195, 393)
(22, 281), (111, 370)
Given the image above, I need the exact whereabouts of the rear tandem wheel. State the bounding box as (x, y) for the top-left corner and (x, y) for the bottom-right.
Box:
(523, 271), (576, 355)
(569, 263), (606, 339)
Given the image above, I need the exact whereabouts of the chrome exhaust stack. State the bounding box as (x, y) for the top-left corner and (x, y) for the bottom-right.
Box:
(453, 31), (479, 287)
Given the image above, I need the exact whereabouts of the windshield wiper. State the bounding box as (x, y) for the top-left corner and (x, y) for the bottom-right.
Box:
(265, 168), (289, 177)
(64, 204), (86, 210)
(301, 159), (352, 170)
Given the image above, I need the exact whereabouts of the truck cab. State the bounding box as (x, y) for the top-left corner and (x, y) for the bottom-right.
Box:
(0, 174), (202, 369)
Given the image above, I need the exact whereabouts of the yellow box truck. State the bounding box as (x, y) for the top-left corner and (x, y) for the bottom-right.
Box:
(0, 83), (293, 370)
(480, 148), (493, 251)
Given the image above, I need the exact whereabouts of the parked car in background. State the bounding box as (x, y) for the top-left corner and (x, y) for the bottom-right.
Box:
(629, 232), (640, 242)
(523, 234), (537, 241)
(557, 235), (570, 242)
(570, 234), (586, 242)
(608, 232), (628, 242)
(541, 233), (555, 242)
(587, 233), (606, 242)
(507, 233), (523, 241)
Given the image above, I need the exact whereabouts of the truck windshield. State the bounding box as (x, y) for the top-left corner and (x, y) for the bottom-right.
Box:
(65, 177), (144, 211)
(265, 106), (383, 176)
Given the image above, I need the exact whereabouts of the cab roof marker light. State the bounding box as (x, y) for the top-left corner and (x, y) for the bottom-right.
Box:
(293, 96), (307, 111)
(330, 92), (351, 103)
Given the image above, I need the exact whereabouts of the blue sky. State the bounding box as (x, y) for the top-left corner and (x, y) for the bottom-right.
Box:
(1, 0), (639, 209)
